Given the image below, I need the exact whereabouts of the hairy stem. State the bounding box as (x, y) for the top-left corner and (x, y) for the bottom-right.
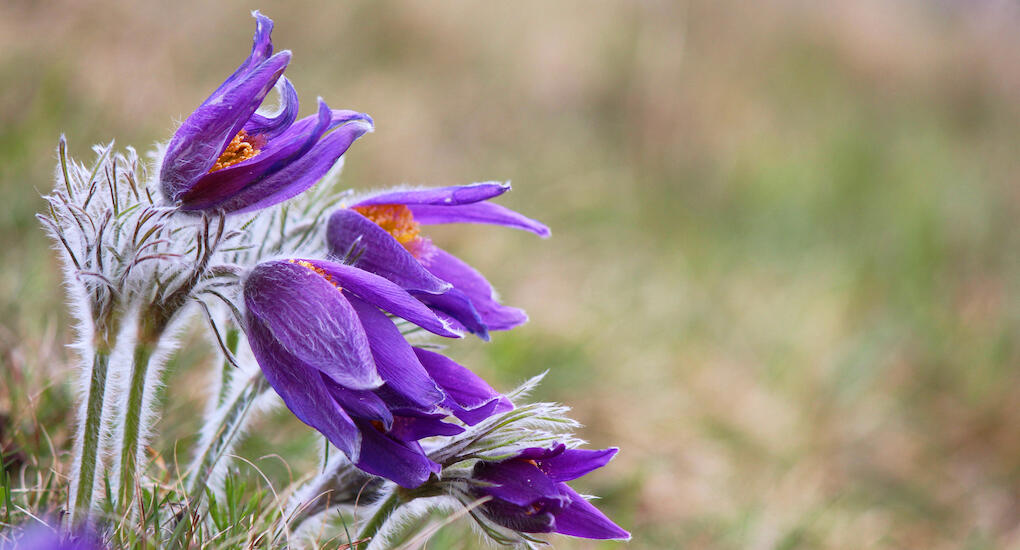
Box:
(116, 340), (155, 509)
(283, 455), (378, 536)
(185, 373), (267, 501)
(357, 489), (403, 549)
(215, 327), (240, 408)
(70, 345), (111, 525)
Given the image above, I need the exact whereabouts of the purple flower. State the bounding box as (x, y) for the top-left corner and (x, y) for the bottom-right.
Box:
(159, 12), (372, 214)
(327, 182), (549, 340)
(1, 522), (104, 550)
(472, 444), (629, 540)
(243, 259), (511, 488)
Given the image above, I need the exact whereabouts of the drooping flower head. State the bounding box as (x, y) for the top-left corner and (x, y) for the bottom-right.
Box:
(159, 12), (373, 214)
(470, 444), (630, 540)
(243, 259), (511, 488)
(327, 182), (549, 340)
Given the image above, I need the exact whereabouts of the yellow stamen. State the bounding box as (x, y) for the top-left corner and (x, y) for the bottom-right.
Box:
(209, 130), (261, 172)
(352, 204), (422, 248)
(289, 259), (342, 291)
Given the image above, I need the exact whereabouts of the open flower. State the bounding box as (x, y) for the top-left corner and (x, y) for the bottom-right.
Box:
(327, 182), (549, 340)
(470, 444), (629, 540)
(244, 259), (510, 488)
(159, 12), (372, 214)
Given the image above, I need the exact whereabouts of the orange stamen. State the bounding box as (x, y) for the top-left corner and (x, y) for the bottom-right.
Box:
(289, 259), (342, 291)
(351, 204), (423, 248)
(209, 130), (261, 172)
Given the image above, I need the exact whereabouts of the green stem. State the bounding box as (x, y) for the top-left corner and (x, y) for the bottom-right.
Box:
(215, 327), (240, 408)
(70, 346), (111, 525)
(356, 489), (403, 548)
(166, 375), (266, 549)
(116, 340), (155, 510)
(185, 374), (267, 501)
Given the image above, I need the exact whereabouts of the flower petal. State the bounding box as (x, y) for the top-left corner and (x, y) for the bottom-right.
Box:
(480, 499), (557, 534)
(322, 379), (394, 430)
(411, 287), (489, 340)
(552, 485), (631, 540)
(244, 76), (299, 139)
(161, 51), (290, 202)
(327, 208), (450, 294)
(388, 414), (463, 441)
(179, 97), (334, 210)
(302, 259), (459, 338)
(408, 202), (551, 237)
(352, 182), (511, 207)
(354, 419), (440, 488)
(244, 261), (382, 390)
(474, 460), (562, 507)
(539, 448), (618, 483)
(414, 347), (511, 425)
(423, 248), (528, 332)
(246, 314), (361, 458)
(347, 295), (445, 410)
(220, 109), (373, 213)
(206, 11), (276, 100)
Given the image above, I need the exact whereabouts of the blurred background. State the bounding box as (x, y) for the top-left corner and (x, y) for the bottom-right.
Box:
(2, 1), (1020, 548)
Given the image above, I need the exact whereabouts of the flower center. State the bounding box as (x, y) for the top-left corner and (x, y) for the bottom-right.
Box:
(351, 204), (433, 260)
(210, 130), (262, 172)
(352, 204), (421, 246)
(289, 259), (342, 291)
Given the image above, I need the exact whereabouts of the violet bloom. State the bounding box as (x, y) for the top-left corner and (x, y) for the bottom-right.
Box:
(159, 12), (372, 214)
(244, 259), (510, 488)
(1, 523), (104, 550)
(472, 444), (629, 540)
(327, 182), (549, 340)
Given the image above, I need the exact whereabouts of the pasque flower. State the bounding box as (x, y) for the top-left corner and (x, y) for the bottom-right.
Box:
(159, 12), (372, 214)
(243, 259), (510, 488)
(327, 182), (549, 340)
(1, 522), (104, 550)
(471, 444), (629, 540)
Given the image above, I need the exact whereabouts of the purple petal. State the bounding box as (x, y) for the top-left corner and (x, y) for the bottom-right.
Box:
(514, 444), (566, 462)
(347, 295), (445, 409)
(206, 11), (276, 100)
(479, 498), (557, 534)
(327, 208), (450, 294)
(539, 448), (618, 483)
(322, 379), (394, 430)
(423, 248), (528, 332)
(408, 202), (550, 237)
(414, 347), (511, 425)
(301, 259), (459, 338)
(161, 51), (290, 201)
(388, 414), (463, 441)
(1, 522), (105, 550)
(553, 484), (631, 540)
(244, 76), (299, 139)
(474, 460), (562, 507)
(354, 419), (440, 488)
(179, 98), (334, 210)
(245, 314), (361, 458)
(352, 182), (511, 207)
(244, 261), (382, 390)
(221, 111), (373, 213)
(411, 287), (489, 340)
